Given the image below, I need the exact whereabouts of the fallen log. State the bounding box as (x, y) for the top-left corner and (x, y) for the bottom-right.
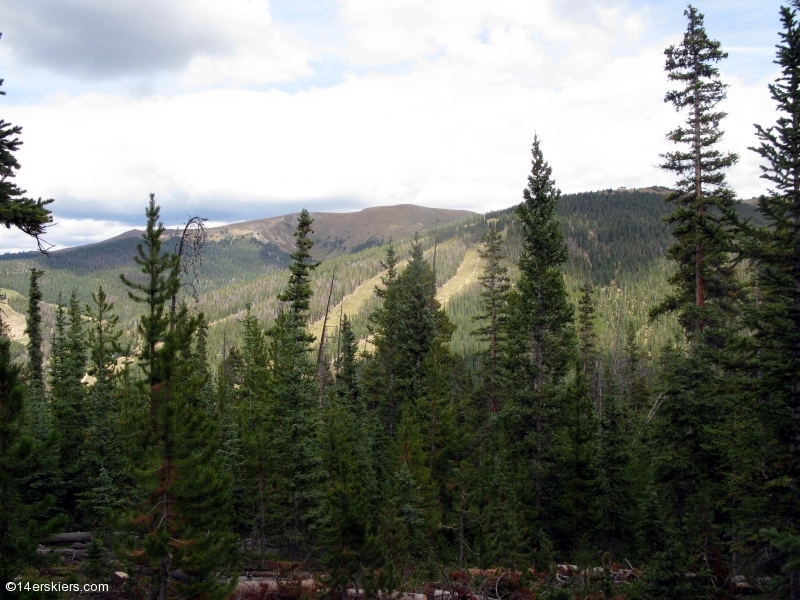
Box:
(47, 532), (92, 544)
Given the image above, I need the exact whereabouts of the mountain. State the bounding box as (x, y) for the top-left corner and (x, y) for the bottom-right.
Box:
(204, 204), (475, 259)
(0, 192), (765, 366)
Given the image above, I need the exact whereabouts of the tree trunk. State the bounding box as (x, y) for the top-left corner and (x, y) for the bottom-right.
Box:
(694, 64), (705, 308)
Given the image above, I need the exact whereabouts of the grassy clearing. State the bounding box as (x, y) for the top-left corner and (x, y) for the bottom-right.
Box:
(437, 245), (482, 306)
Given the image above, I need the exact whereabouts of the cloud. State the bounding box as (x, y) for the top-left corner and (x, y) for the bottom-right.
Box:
(0, 0), (782, 253)
(0, 0), (314, 87)
(0, 215), (134, 254)
(0, 0), (228, 80)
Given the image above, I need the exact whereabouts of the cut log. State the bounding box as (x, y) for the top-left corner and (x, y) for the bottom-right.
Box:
(47, 532), (92, 544)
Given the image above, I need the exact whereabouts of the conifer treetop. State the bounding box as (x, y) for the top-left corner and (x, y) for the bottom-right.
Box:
(279, 208), (320, 317)
(517, 135), (568, 274)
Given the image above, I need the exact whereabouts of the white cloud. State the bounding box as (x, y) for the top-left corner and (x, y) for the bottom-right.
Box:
(0, 0), (782, 253)
(180, 0), (316, 87)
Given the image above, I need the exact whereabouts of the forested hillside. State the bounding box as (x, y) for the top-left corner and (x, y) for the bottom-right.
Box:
(1, 187), (721, 364)
(1, 3), (798, 600)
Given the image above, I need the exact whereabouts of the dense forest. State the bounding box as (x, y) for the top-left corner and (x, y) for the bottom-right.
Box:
(2, 3), (800, 600)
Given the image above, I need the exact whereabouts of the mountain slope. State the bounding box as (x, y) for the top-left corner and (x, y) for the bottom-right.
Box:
(205, 204), (475, 259)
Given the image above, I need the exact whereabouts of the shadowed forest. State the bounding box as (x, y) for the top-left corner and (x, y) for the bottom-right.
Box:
(1, 4), (800, 600)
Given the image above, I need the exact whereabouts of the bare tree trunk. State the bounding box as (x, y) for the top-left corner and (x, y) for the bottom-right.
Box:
(317, 268), (336, 404)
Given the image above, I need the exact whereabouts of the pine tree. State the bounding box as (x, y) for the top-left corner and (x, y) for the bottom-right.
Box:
(0, 329), (66, 581)
(22, 267), (61, 505)
(654, 5), (739, 335)
(644, 8), (741, 595)
(80, 288), (127, 527)
(593, 370), (634, 558)
(24, 268), (45, 394)
(364, 242), (403, 437)
(265, 210), (324, 558)
(473, 225), (510, 415)
(322, 328), (381, 598)
(0, 37), (53, 249)
(734, 3), (800, 595)
(237, 305), (271, 559)
(502, 135), (575, 542)
(119, 194), (180, 404)
(122, 196), (235, 600)
(621, 322), (651, 418)
(50, 290), (88, 519)
(577, 283), (598, 408)
(85, 285), (123, 381)
(278, 208), (320, 327)
(378, 407), (440, 585)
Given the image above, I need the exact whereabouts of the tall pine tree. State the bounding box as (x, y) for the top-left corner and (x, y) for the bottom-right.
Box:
(502, 135), (574, 551)
(734, 2), (800, 595)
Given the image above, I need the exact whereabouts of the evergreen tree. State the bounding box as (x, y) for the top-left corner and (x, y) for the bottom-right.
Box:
(85, 285), (123, 381)
(24, 268), (45, 394)
(122, 196), (235, 600)
(264, 210), (324, 558)
(621, 322), (651, 418)
(236, 305), (271, 558)
(473, 225), (510, 415)
(322, 324), (381, 597)
(22, 267), (61, 505)
(593, 371), (634, 558)
(0, 324), (66, 581)
(644, 8), (741, 596)
(577, 283), (598, 408)
(394, 235), (444, 409)
(278, 208), (320, 327)
(80, 288), (127, 527)
(734, 2), (800, 594)
(119, 194), (180, 402)
(50, 290), (88, 519)
(502, 135), (574, 544)
(377, 407), (440, 585)
(654, 4), (739, 335)
(364, 242), (402, 437)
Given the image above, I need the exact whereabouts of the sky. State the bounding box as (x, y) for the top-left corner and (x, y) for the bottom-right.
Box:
(0, 0), (786, 252)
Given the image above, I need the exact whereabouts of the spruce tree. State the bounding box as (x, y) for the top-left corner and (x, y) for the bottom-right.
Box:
(577, 283), (598, 408)
(593, 370), (634, 558)
(654, 4), (739, 335)
(85, 285), (123, 381)
(122, 196), (235, 600)
(364, 242), (403, 436)
(645, 8), (740, 595)
(377, 406), (440, 585)
(473, 225), (510, 415)
(278, 208), (320, 327)
(24, 268), (45, 394)
(80, 287), (127, 527)
(322, 323), (381, 597)
(237, 305), (271, 558)
(502, 135), (574, 545)
(22, 267), (61, 505)
(265, 210), (324, 558)
(50, 290), (88, 519)
(735, 2), (800, 594)
(0, 324), (66, 581)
